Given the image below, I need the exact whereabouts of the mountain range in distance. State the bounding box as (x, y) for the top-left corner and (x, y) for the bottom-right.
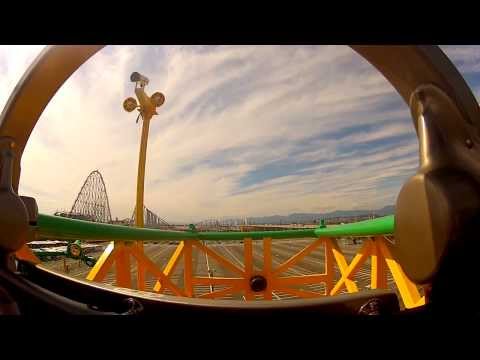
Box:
(243, 205), (395, 225)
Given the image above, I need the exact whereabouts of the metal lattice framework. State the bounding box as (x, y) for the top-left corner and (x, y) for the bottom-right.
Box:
(131, 205), (169, 227)
(70, 170), (112, 223)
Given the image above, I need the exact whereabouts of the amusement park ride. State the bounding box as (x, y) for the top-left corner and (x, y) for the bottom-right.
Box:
(0, 45), (479, 317)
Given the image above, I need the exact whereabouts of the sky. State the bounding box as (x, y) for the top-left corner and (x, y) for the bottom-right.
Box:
(0, 45), (479, 223)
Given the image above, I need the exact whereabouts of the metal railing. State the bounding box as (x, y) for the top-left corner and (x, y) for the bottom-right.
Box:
(18, 214), (425, 309)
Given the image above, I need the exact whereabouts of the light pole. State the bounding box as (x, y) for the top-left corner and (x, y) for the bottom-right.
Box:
(123, 72), (165, 289)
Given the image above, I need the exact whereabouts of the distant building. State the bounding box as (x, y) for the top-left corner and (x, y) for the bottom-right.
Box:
(54, 211), (95, 222)
(110, 218), (133, 226)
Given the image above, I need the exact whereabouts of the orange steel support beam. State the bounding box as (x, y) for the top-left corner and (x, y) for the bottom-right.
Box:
(128, 245), (185, 296)
(15, 244), (40, 264)
(324, 238), (335, 295)
(272, 238), (324, 276)
(192, 277), (246, 286)
(328, 238), (359, 293)
(115, 243), (132, 288)
(330, 239), (373, 295)
(136, 242), (145, 291)
(243, 238), (255, 300)
(84, 234), (425, 308)
(371, 238), (388, 290)
(183, 240), (194, 297)
(153, 241), (185, 292)
(198, 286), (242, 299)
(275, 287), (323, 299)
(87, 242), (117, 282)
(273, 274), (328, 287)
(192, 240), (245, 277)
(263, 237), (273, 300)
(377, 238), (425, 309)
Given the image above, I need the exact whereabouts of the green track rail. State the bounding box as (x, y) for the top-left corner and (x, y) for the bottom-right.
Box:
(37, 213), (395, 242)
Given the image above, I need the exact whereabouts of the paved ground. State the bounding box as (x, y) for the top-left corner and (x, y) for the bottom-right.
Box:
(39, 238), (400, 302)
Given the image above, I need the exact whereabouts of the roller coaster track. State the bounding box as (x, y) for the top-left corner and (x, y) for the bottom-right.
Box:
(58, 170), (112, 223)
(131, 205), (169, 228)
(57, 169), (168, 228)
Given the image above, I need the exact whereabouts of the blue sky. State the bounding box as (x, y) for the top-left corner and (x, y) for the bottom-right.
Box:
(0, 45), (478, 223)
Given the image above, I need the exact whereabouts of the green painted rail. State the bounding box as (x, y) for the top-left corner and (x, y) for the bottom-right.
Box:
(37, 213), (395, 242)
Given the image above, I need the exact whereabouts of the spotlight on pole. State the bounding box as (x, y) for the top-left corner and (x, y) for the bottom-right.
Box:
(150, 92), (165, 107)
(130, 72), (149, 86)
(123, 97), (138, 112)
